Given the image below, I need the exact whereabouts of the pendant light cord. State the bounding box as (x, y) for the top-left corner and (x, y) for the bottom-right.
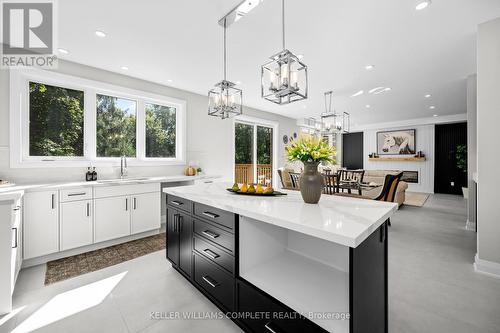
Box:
(223, 19), (227, 81)
(282, 0), (285, 50)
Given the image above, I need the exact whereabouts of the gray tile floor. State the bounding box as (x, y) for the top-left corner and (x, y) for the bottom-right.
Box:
(1, 194), (499, 333)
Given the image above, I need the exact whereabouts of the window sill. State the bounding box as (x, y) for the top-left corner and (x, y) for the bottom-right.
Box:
(11, 158), (186, 169)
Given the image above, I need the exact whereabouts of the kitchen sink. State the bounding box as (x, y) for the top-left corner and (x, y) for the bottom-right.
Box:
(97, 177), (151, 184)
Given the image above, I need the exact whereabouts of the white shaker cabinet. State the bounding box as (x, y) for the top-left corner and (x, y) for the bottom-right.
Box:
(60, 200), (93, 251)
(131, 192), (160, 234)
(94, 196), (131, 243)
(23, 191), (59, 259)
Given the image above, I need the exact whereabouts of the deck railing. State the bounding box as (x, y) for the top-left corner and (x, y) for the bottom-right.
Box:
(235, 164), (272, 184)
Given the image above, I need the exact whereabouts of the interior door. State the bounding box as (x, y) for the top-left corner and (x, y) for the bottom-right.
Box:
(434, 122), (467, 194)
(166, 208), (180, 266)
(342, 132), (364, 169)
(178, 211), (192, 277)
(131, 192), (160, 234)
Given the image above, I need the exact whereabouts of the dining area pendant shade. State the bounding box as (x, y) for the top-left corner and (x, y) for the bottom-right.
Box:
(321, 91), (350, 134)
(208, 18), (243, 119)
(261, 0), (308, 105)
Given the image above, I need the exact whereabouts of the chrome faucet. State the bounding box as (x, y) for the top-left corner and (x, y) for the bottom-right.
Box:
(120, 155), (128, 179)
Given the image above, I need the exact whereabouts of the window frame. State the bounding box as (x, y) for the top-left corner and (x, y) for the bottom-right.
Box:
(10, 68), (186, 168)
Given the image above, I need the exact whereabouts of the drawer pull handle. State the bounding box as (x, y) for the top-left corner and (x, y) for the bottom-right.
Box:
(202, 275), (219, 288)
(202, 249), (220, 260)
(67, 192), (87, 197)
(202, 211), (219, 219)
(171, 200), (183, 206)
(12, 228), (18, 249)
(87, 203), (90, 217)
(264, 322), (280, 333)
(13, 206), (21, 211)
(202, 230), (219, 239)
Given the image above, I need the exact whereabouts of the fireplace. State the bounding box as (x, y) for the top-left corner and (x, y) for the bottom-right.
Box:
(401, 171), (418, 184)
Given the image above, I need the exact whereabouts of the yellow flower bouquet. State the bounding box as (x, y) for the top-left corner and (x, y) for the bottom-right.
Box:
(286, 134), (336, 164)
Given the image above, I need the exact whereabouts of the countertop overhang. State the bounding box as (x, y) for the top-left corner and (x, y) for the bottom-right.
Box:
(164, 182), (398, 248)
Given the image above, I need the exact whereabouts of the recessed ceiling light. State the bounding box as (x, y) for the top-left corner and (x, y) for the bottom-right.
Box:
(57, 48), (69, 54)
(302, 105), (307, 109)
(369, 87), (391, 95)
(236, 81), (242, 85)
(425, 94), (431, 98)
(297, 54), (304, 59)
(429, 106), (436, 109)
(365, 65), (374, 70)
(366, 104), (371, 108)
(416, 0), (431, 10)
(433, 114), (438, 117)
(120, 66), (129, 70)
(167, 79), (173, 83)
(350, 90), (364, 98)
(95, 30), (107, 38)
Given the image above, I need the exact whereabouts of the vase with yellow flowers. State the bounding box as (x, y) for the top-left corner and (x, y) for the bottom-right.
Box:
(286, 134), (336, 203)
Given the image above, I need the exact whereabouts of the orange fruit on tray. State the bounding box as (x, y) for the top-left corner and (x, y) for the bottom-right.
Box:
(240, 183), (248, 193)
(255, 184), (264, 194)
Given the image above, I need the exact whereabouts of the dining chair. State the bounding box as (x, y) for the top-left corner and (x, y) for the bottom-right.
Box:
(336, 169), (365, 194)
(323, 174), (336, 195)
(289, 172), (301, 189)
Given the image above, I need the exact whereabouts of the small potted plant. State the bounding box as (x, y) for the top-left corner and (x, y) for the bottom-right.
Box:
(456, 144), (468, 199)
(286, 134), (336, 203)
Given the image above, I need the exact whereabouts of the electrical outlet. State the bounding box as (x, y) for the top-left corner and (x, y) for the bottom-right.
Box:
(451, 181), (455, 186)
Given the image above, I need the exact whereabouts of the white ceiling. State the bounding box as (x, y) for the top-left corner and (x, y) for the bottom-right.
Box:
(57, 0), (500, 125)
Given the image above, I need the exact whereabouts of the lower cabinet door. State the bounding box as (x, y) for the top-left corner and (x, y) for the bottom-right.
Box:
(194, 253), (234, 311)
(60, 200), (93, 251)
(131, 192), (160, 234)
(178, 211), (192, 277)
(94, 196), (131, 243)
(166, 208), (180, 266)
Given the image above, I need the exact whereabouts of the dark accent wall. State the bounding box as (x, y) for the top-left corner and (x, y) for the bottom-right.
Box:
(342, 132), (364, 169)
(434, 122), (467, 194)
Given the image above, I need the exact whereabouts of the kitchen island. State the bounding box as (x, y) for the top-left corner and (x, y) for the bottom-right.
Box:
(163, 182), (398, 333)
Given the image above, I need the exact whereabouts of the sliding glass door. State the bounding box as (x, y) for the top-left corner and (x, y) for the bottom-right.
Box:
(234, 121), (274, 185)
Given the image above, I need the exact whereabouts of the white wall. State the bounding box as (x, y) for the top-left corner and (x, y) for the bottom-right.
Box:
(363, 125), (435, 193)
(0, 61), (298, 184)
(476, 17), (500, 275)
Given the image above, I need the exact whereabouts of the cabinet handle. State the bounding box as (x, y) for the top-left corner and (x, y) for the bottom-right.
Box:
(202, 211), (219, 219)
(264, 322), (281, 333)
(67, 192), (86, 197)
(202, 230), (219, 239)
(134, 197), (137, 210)
(202, 249), (220, 260)
(171, 200), (183, 206)
(178, 215), (183, 232)
(173, 214), (179, 232)
(51, 194), (55, 209)
(125, 198), (128, 211)
(87, 203), (90, 217)
(202, 275), (219, 288)
(13, 206), (21, 211)
(12, 228), (18, 249)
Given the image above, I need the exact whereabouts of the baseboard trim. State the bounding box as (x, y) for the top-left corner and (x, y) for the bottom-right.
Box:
(474, 254), (500, 279)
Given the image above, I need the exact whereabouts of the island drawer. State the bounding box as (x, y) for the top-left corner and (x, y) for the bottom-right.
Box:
(194, 236), (234, 274)
(194, 219), (234, 253)
(167, 195), (192, 213)
(237, 279), (327, 333)
(193, 202), (234, 231)
(194, 253), (234, 311)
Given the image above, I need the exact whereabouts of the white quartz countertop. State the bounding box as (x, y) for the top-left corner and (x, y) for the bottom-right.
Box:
(0, 174), (216, 195)
(163, 182), (398, 248)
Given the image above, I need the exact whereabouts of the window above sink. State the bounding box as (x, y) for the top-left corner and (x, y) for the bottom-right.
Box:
(9, 68), (186, 168)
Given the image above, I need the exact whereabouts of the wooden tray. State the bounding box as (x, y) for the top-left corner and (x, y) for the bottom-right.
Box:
(226, 188), (287, 196)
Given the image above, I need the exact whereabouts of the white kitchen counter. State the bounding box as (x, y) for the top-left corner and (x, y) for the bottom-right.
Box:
(163, 182), (397, 248)
(0, 174), (216, 195)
